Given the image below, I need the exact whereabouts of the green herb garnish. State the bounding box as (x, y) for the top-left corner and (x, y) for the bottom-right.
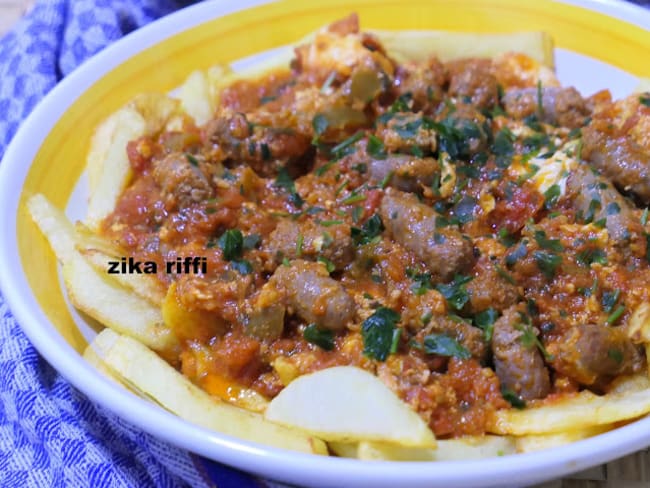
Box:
(304, 324), (335, 350)
(361, 307), (401, 361)
(351, 214), (384, 245)
(533, 250), (562, 279)
(435, 274), (473, 311)
(421, 333), (471, 359)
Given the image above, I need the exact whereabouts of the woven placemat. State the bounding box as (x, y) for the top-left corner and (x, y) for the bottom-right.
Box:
(1, 1), (649, 486)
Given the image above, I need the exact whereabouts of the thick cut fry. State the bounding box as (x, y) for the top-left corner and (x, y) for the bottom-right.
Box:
(356, 436), (516, 461)
(83, 345), (125, 384)
(63, 252), (178, 354)
(86, 94), (179, 230)
(488, 374), (650, 435)
(80, 248), (166, 306)
(90, 329), (327, 455)
(328, 441), (359, 459)
(370, 30), (554, 68)
(515, 426), (611, 453)
(265, 366), (436, 448)
(178, 70), (214, 126)
(27, 194), (76, 265)
(74, 221), (123, 257)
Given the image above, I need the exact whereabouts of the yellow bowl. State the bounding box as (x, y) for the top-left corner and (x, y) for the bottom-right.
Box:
(2, 0), (650, 486)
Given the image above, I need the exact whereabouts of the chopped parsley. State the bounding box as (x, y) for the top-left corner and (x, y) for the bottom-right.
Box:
(304, 324), (335, 351)
(367, 134), (386, 159)
(406, 269), (434, 295)
(361, 307), (401, 361)
(474, 308), (499, 342)
(316, 219), (344, 227)
(185, 153), (199, 167)
(640, 94), (650, 107)
(516, 318), (553, 360)
(218, 229), (244, 261)
(533, 230), (564, 252)
(601, 289), (620, 313)
(243, 234), (261, 250)
(608, 348), (624, 364)
(606, 305), (626, 325)
(331, 131), (363, 158)
(494, 263), (516, 285)
(230, 259), (253, 275)
(274, 167), (304, 208)
(502, 387), (526, 409)
(312, 114), (329, 137)
(492, 127), (515, 167)
(317, 256), (336, 274)
(453, 196), (477, 225)
(351, 214), (384, 245)
(533, 250), (562, 279)
(421, 333), (471, 359)
(435, 274), (473, 311)
(505, 241), (528, 267)
(296, 233), (304, 257)
(543, 184), (561, 210)
(576, 247), (607, 267)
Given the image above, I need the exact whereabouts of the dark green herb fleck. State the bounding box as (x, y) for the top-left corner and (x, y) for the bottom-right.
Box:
(361, 307), (401, 361)
(422, 333), (471, 359)
(304, 324), (335, 351)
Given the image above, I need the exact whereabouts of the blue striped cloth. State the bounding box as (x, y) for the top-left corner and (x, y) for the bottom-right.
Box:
(0, 2), (274, 486)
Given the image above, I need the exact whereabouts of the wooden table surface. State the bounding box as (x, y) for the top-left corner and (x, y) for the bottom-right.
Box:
(1, 1), (650, 486)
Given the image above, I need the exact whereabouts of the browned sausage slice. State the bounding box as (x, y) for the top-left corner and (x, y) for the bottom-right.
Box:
(491, 305), (551, 401)
(379, 190), (475, 282)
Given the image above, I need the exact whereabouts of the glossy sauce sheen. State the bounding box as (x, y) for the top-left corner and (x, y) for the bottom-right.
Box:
(102, 15), (650, 437)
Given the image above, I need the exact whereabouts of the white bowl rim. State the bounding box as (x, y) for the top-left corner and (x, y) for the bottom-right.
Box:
(1, 0), (650, 486)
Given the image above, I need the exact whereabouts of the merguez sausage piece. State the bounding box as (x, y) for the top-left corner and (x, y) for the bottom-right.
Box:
(379, 189), (475, 283)
(270, 259), (355, 331)
(491, 305), (551, 401)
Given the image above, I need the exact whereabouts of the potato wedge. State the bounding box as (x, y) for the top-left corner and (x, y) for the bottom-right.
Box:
(488, 374), (650, 435)
(265, 366), (436, 448)
(90, 329), (327, 455)
(356, 436), (516, 461)
(63, 252), (178, 354)
(515, 425), (611, 453)
(27, 194), (76, 265)
(86, 94), (179, 230)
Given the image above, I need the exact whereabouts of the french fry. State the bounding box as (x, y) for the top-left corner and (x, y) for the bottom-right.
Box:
(90, 329), (327, 455)
(265, 366), (436, 448)
(328, 441), (359, 459)
(515, 426), (611, 453)
(86, 94), (179, 230)
(370, 30), (554, 68)
(178, 70), (215, 126)
(488, 374), (650, 435)
(83, 344), (125, 384)
(63, 252), (178, 354)
(74, 221), (123, 257)
(80, 248), (166, 306)
(27, 194), (76, 265)
(355, 436), (516, 461)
